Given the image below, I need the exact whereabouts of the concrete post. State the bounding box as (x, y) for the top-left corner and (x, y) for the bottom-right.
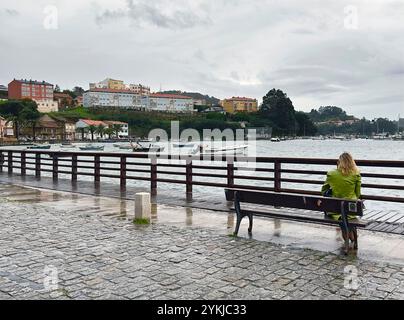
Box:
(135, 192), (151, 221)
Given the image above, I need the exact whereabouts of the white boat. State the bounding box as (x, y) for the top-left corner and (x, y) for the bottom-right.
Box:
(271, 138), (281, 142)
(118, 144), (133, 150)
(201, 145), (248, 155)
(169, 143), (248, 156)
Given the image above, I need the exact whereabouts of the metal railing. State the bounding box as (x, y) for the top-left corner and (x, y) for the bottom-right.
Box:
(0, 149), (403, 203)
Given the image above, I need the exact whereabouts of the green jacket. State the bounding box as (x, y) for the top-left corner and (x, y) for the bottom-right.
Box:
(321, 169), (361, 200)
(321, 169), (361, 220)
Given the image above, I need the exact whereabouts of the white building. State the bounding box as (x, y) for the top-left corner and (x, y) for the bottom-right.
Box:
(83, 89), (144, 109)
(0, 116), (14, 138)
(35, 100), (59, 113)
(75, 119), (129, 140)
(145, 93), (194, 113)
(103, 121), (129, 138)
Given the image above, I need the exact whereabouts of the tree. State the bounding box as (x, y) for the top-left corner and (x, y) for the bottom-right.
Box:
(20, 105), (41, 141)
(112, 124), (123, 138)
(88, 125), (97, 141)
(104, 127), (114, 140)
(76, 127), (87, 141)
(73, 87), (85, 98)
(295, 111), (317, 136)
(0, 99), (39, 139)
(260, 89), (296, 136)
(0, 101), (24, 138)
(96, 124), (105, 139)
(54, 85), (61, 93)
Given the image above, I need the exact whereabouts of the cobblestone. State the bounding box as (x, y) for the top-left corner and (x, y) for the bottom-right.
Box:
(0, 190), (404, 300)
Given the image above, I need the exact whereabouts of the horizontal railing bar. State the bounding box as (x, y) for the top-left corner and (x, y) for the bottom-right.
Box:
(234, 175), (275, 181)
(155, 178), (186, 184)
(192, 172), (227, 178)
(157, 170), (186, 175)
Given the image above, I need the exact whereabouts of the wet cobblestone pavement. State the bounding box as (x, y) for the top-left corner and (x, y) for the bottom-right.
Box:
(0, 184), (404, 300)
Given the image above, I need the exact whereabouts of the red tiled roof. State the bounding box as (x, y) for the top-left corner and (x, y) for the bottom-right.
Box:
(80, 119), (107, 126)
(150, 93), (193, 99)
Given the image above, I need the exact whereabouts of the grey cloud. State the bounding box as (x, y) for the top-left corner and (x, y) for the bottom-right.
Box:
(96, 0), (211, 29)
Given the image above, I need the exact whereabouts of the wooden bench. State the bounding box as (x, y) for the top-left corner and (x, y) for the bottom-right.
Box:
(225, 188), (369, 254)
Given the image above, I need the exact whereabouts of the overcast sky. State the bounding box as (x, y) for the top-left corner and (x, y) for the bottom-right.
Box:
(1, 0), (404, 119)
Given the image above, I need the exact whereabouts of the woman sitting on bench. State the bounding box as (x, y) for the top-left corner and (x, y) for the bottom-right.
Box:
(321, 152), (361, 243)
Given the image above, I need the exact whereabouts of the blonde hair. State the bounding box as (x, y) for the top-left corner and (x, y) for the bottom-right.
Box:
(338, 152), (359, 176)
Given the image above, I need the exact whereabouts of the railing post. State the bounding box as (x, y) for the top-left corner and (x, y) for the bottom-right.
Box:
(21, 152), (26, 176)
(71, 154), (77, 182)
(52, 154), (58, 181)
(227, 162), (235, 188)
(8, 151), (12, 174)
(120, 155), (126, 188)
(150, 159), (157, 196)
(274, 160), (281, 192)
(94, 155), (100, 183)
(0, 151), (3, 172)
(35, 153), (41, 178)
(186, 160), (193, 195)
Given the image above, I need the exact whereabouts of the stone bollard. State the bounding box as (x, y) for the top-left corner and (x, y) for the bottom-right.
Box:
(135, 192), (151, 222)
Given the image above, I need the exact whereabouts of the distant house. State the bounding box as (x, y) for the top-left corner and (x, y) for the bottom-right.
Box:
(75, 119), (129, 140)
(0, 116), (15, 140)
(75, 119), (107, 140)
(53, 92), (73, 110)
(220, 97), (258, 114)
(49, 115), (77, 140)
(145, 93), (194, 113)
(8, 79), (59, 113)
(34, 115), (64, 140)
(83, 88), (144, 109)
(103, 121), (129, 138)
(74, 95), (83, 106)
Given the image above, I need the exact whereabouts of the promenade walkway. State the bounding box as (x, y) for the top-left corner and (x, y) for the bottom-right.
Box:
(1, 173), (404, 235)
(0, 182), (404, 299)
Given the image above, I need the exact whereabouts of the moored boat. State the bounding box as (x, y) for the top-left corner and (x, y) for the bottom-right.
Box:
(27, 144), (51, 150)
(79, 144), (104, 151)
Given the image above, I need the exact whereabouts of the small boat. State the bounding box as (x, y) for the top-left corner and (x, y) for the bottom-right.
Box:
(118, 144), (133, 150)
(202, 145), (248, 155)
(133, 144), (164, 153)
(60, 142), (75, 148)
(270, 138), (281, 142)
(173, 142), (197, 148)
(79, 144), (104, 151)
(27, 144), (51, 150)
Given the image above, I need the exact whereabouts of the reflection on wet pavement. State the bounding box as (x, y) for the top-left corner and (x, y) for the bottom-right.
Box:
(1, 183), (404, 266)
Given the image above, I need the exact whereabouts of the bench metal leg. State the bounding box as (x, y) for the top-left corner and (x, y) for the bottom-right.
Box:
(340, 202), (350, 254)
(248, 213), (253, 234)
(234, 192), (242, 236)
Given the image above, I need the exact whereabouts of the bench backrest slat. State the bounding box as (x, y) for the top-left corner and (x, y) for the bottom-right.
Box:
(225, 189), (363, 216)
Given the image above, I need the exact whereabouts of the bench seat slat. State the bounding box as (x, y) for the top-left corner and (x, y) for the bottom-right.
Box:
(238, 209), (368, 228)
